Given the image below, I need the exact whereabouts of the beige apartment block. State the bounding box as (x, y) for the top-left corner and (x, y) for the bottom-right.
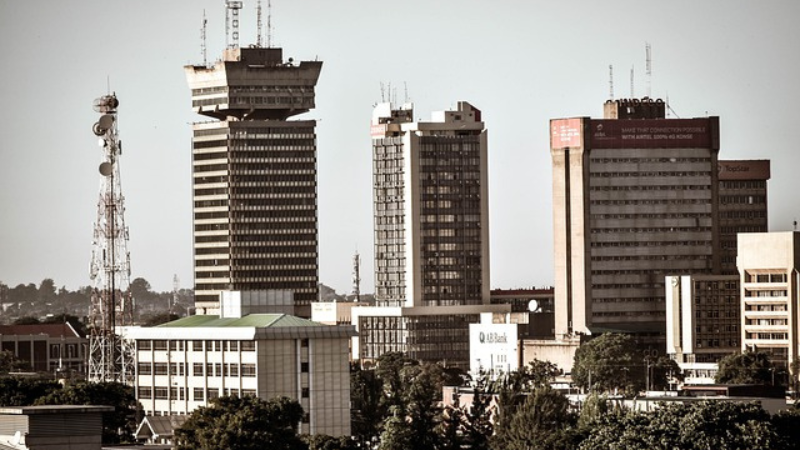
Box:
(128, 314), (355, 437)
(738, 231), (800, 370)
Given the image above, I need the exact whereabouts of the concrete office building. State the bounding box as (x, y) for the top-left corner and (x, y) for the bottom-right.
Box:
(353, 102), (508, 368)
(129, 307), (355, 436)
(718, 160), (770, 274)
(185, 46), (322, 317)
(665, 274), (740, 383)
(551, 98), (721, 340)
(738, 231), (800, 370)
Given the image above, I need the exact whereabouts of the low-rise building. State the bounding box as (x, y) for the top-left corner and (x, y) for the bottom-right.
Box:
(128, 312), (355, 437)
(665, 274), (741, 383)
(0, 323), (86, 374)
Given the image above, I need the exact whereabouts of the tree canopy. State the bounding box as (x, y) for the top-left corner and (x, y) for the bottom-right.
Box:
(175, 395), (305, 450)
(572, 333), (643, 394)
(716, 351), (778, 385)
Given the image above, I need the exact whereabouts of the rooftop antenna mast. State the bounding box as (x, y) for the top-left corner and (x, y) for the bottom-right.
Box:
(352, 251), (361, 302)
(645, 42), (652, 98)
(380, 82), (386, 103)
(630, 66), (635, 98)
(257, 0), (263, 47)
(225, 0), (243, 50)
(201, 9), (208, 66)
(267, 0), (273, 48)
(609, 64), (614, 100)
(171, 274), (179, 316)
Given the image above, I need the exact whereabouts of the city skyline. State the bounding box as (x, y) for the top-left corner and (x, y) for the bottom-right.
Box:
(1, 1), (799, 294)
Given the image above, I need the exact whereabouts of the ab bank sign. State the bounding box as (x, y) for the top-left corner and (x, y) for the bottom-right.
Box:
(469, 323), (519, 378)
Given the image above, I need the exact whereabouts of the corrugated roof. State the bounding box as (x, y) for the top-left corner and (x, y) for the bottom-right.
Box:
(156, 314), (322, 328)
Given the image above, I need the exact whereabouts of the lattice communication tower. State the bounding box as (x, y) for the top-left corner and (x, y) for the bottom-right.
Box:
(88, 93), (135, 383)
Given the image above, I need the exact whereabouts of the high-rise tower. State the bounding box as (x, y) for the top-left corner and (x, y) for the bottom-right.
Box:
(551, 99), (721, 341)
(185, 43), (322, 317)
(353, 101), (507, 368)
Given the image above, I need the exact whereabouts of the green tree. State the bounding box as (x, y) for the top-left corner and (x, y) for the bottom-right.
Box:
(715, 351), (776, 385)
(649, 355), (683, 390)
(350, 364), (385, 448)
(13, 316), (41, 325)
(772, 407), (800, 450)
(492, 387), (577, 450)
(0, 350), (29, 374)
(302, 434), (357, 450)
(377, 405), (414, 450)
(38, 278), (57, 304)
(438, 400), (467, 450)
(34, 381), (138, 444)
(463, 372), (493, 450)
(402, 364), (443, 450)
(0, 377), (60, 406)
(578, 400), (784, 450)
(375, 352), (418, 410)
(175, 395), (305, 450)
(572, 333), (642, 394)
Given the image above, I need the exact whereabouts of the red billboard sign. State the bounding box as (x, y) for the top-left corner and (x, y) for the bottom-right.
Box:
(550, 118), (584, 149)
(589, 118), (718, 149)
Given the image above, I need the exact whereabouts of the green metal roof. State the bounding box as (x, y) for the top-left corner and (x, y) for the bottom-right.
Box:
(156, 314), (322, 328)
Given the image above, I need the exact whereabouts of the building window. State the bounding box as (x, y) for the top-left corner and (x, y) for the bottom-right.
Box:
(193, 363), (204, 376)
(50, 344), (60, 359)
(138, 340), (152, 351)
(153, 340), (168, 351)
(193, 388), (204, 401)
(301, 387), (309, 398)
(193, 341), (203, 351)
(208, 388), (220, 400)
(138, 362), (152, 375)
(300, 362), (309, 373)
(300, 339), (309, 348)
(228, 341), (239, 351)
(241, 364), (256, 377)
(154, 363), (169, 375)
(229, 363), (239, 377)
(138, 387), (152, 399)
(302, 413), (310, 424)
(215, 363), (222, 377)
(207, 363), (214, 377)
(155, 387), (168, 400)
(241, 341), (256, 351)
(242, 389), (256, 397)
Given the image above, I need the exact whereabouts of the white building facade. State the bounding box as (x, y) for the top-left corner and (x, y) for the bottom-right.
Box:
(738, 231), (800, 371)
(128, 314), (355, 436)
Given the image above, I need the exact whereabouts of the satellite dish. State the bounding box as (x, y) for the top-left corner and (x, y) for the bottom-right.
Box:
(528, 299), (539, 312)
(99, 162), (113, 176)
(93, 122), (104, 136)
(98, 114), (114, 130)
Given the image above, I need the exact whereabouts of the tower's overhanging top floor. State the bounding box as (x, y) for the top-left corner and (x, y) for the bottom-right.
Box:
(185, 47), (322, 121)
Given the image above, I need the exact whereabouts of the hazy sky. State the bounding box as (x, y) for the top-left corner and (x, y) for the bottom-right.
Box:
(1, 1), (799, 294)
